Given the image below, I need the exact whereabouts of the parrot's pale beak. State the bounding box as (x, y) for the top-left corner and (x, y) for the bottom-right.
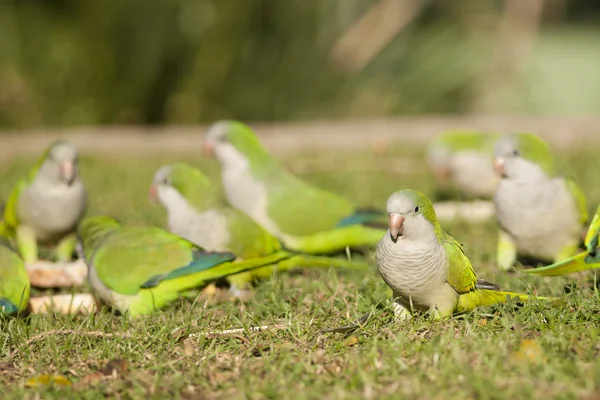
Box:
(493, 157), (505, 177)
(60, 161), (76, 185)
(388, 213), (405, 242)
(148, 185), (158, 203)
(203, 141), (215, 157)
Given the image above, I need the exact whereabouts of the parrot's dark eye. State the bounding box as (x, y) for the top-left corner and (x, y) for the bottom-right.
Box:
(163, 178), (170, 185)
(414, 206), (419, 213)
(512, 150), (519, 156)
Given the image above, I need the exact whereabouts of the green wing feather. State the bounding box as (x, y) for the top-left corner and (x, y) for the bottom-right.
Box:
(0, 244), (30, 313)
(441, 233), (477, 295)
(564, 177), (589, 226)
(93, 227), (212, 295)
(264, 168), (356, 235)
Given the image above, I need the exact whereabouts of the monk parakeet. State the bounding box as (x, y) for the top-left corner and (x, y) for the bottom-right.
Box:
(493, 132), (588, 271)
(376, 190), (551, 320)
(524, 204), (600, 277)
(427, 130), (501, 199)
(0, 239), (30, 315)
(0, 140), (87, 264)
(203, 120), (386, 254)
(78, 216), (296, 317)
(149, 163), (371, 295)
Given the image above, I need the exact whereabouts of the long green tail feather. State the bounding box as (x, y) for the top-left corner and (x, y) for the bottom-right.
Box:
(457, 289), (556, 313)
(283, 225), (386, 255)
(524, 250), (600, 276)
(169, 250), (294, 292)
(272, 254), (370, 271)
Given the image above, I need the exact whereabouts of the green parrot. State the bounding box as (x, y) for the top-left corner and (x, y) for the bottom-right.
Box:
(203, 120), (386, 254)
(523, 204), (600, 277)
(493, 132), (588, 271)
(376, 190), (553, 320)
(149, 163), (371, 296)
(427, 130), (501, 199)
(0, 140), (87, 264)
(0, 239), (30, 315)
(78, 216), (300, 317)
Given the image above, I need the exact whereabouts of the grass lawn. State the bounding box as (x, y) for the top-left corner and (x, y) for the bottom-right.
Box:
(1, 140), (599, 399)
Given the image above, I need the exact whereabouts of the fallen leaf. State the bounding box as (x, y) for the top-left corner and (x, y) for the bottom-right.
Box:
(513, 339), (547, 365)
(103, 359), (128, 377)
(477, 319), (487, 327)
(345, 336), (359, 346)
(26, 374), (71, 387)
(183, 338), (196, 357)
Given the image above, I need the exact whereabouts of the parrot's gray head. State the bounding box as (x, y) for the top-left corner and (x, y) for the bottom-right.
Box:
(493, 134), (548, 181)
(203, 121), (239, 166)
(149, 165), (175, 206)
(39, 141), (80, 186)
(385, 190), (438, 243)
(203, 120), (270, 171)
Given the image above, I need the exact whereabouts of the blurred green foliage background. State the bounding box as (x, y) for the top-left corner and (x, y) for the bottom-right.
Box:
(1, 0), (599, 129)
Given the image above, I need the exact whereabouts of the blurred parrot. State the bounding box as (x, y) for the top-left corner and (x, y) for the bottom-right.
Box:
(0, 239), (30, 315)
(150, 163), (371, 297)
(523, 204), (600, 277)
(493, 132), (588, 271)
(426, 130), (501, 199)
(0, 140), (87, 264)
(202, 120), (386, 254)
(376, 189), (553, 320)
(78, 216), (299, 317)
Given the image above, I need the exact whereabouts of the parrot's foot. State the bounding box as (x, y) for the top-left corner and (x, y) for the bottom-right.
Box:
(26, 258), (88, 288)
(392, 302), (413, 321)
(28, 293), (97, 315)
(200, 283), (219, 298)
(228, 287), (254, 303)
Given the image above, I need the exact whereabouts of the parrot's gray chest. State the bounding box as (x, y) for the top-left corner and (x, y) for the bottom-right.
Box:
(495, 178), (580, 259)
(169, 208), (231, 252)
(221, 164), (278, 235)
(19, 181), (87, 241)
(376, 236), (447, 309)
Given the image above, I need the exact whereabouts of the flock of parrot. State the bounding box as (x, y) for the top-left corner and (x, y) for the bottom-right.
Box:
(0, 121), (598, 321)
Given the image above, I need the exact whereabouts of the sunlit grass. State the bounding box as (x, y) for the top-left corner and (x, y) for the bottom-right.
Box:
(0, 142), (599, 399)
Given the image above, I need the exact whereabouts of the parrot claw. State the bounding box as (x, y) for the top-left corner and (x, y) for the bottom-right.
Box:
(392, 302), (412, 321)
